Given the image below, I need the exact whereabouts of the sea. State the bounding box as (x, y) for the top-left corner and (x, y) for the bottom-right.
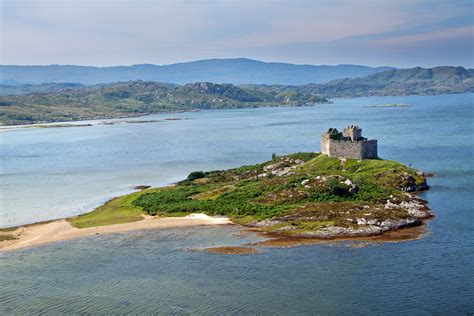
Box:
(0, 93), (473, 314)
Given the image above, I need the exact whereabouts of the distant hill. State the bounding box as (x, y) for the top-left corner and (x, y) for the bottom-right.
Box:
(2, 66), (471, 125)
(0, 81), (328, 125)
(243, 66), (474, 97)
(0, 58), (392, 86)
(292, 66), (474, 97)
(0, 83), (85, 96)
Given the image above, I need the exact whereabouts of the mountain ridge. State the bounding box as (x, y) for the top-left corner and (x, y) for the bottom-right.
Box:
(0, 58), (393, 85)
(244, 66), (474, 97)
(300, 66), (474, 96)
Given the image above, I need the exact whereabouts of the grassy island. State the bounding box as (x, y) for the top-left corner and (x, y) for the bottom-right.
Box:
(68, 153), (431, 238)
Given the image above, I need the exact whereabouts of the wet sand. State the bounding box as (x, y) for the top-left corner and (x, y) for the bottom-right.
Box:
(0, 214), (231, 252)
(203, 246), (260, 254)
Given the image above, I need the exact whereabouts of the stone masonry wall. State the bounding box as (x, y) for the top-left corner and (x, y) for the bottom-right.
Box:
(321, 137), (378, 160)
(360, 140), (377, 159)
(320, 135), (331, 156)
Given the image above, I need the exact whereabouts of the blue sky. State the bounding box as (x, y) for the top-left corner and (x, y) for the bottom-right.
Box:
(1, 0), (473, 67)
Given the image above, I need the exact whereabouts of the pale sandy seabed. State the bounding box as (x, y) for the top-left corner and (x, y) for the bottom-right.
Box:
(0, 213), (427, 253)
(0, 214), (231, 252)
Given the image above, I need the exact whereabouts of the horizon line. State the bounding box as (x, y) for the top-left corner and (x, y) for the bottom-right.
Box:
(0, 57), (460, 69)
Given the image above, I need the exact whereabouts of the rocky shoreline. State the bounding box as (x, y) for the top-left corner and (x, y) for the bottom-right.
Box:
(244, 192), (431, 239)
(238, 161), (432, 240)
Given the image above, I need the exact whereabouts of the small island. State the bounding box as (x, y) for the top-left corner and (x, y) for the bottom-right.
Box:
(0, 126), (432, 251)
(364, 104), (411, 108)
(125, 126), (430, 239)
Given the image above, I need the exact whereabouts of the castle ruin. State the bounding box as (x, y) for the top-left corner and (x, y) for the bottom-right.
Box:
(321, 125), (378, 160)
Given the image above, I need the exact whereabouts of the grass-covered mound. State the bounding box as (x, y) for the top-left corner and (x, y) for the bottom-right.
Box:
(67, 189), (160, 228)
(129, 153), (430, 237)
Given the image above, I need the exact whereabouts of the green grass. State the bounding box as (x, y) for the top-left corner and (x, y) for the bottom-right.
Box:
(294, 220), (335, 232)
(230, 215), (258, 225)
(67, 189), (160, 228)
(299, 155), (423, 187)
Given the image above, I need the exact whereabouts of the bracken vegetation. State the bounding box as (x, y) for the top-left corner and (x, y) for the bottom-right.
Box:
(132, 154), (421, 216)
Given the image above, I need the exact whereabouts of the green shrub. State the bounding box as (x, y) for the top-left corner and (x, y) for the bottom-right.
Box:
(324, 178), (348, 196)
(187, 171), (206, 181)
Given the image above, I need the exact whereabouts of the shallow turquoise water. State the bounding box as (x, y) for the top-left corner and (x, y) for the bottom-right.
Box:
(1, 93), (473, 314)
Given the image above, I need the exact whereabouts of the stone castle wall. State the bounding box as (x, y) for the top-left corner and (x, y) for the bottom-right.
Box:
(321, 136), (377, 160)
(360, 140), (378, 159)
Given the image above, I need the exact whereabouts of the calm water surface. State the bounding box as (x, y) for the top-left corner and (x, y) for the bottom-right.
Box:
(0, 94), (473, 314)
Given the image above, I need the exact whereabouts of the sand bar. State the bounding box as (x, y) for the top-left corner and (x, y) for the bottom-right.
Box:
(0, 214), (231, 252)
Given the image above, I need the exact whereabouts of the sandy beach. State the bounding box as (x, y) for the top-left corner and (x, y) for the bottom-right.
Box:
(0, 214), (231, 252)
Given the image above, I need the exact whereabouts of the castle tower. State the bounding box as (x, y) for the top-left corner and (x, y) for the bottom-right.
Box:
(320, 125), (378, 160)
(343, 125), (362, 141)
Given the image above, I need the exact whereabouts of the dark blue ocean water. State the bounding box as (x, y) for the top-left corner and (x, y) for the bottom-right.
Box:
(1, 93), (473, 314)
